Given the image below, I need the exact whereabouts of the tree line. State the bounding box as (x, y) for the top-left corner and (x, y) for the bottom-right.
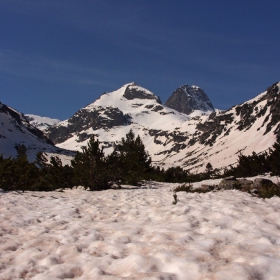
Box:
(0, 130), (189, 192)
(1, 130), (279, 192)
(223, 142), (280, 178)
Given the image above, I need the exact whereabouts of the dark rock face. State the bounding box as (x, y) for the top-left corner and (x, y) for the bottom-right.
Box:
(148, 129), (189, 151)
(123, 83), (162, 104)
(196, 111), (234, 146)
(47, 106), (130, 144)
(165, 85), (214, 115)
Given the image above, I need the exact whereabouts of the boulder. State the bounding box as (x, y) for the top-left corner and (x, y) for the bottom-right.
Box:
(218, 177), (241, 190)
(200, 184), (216, 191)
(253, 178), (280, 198)
(217, 177), (280, 198)
(237, 179), (254, 192)
(109, 182), (122, 190)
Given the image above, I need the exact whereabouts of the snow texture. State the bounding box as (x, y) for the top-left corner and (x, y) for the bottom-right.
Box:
(1, 177), (280, 279)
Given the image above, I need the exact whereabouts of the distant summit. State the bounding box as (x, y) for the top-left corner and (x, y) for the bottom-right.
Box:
(25, 114), (60, 131)
(165, 85), (214, 115)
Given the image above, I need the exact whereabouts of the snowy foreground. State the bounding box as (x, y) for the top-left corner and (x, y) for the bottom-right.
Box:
(1, 178), (280, 280)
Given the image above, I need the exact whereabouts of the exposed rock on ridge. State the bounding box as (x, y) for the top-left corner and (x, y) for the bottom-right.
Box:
(165, 85), (214, 115)
(123, 82), (162, 103)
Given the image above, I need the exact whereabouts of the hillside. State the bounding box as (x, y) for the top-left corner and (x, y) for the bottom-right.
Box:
(0, 102), (74, 163)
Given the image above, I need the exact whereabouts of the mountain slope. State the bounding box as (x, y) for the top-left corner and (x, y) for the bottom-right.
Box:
(0, 102), (74, 163)
(173, 82), (280, 171)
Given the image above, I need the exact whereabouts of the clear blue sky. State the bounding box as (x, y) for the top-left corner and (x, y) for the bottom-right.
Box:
(1, 0), (280, 120)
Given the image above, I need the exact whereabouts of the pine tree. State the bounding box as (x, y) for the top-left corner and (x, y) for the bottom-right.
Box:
(15, 144), (28, 159)
(228, 151), (270, 177)
(71, 135), (109, 190)
(0, 147), (39, 191)
(205, 162), (213, 178)
(164, 166), (189, 183)
(35, 151), (49, 169)
(34, 152), (74, 191)
(268, 142), (280, 175)
(111, 130), (152, 185)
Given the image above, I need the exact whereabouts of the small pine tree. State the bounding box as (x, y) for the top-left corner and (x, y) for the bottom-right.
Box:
(268, 142), (280, 175)
(164, 166), (189, 183)
(71, 135), (109, 190)
(110, 130), (152, 185)
(0, 147), (39, 192)
(15, 144), (28, 159)
(35, 151), (49, 169)
(34, 152), (74, 191)
(205, 162), (213, 177)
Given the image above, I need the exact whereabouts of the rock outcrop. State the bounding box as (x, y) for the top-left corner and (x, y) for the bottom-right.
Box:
(165, 85), (214, 115)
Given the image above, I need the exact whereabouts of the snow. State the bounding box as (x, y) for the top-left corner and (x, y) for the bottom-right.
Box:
(0, 108), (73, 164)
(25, 114), (60, 131)
(1, 178), (280, 279)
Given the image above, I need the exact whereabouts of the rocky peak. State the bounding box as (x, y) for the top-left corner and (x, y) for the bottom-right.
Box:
(165, 84), (214, 115)
(123, 83), (162, 104)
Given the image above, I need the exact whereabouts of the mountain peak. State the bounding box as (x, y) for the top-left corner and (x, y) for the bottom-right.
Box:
(165, 84), (214, 115)
(123, 83), (162, 103)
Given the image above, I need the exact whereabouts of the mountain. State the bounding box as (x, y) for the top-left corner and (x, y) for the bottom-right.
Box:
(2, 81), (279, 173)
(165, 84), (215, 115)
(46, 82), (190, 149)
(45, 81), (280, 172)
(25, 114), (60, 131)
(0, 102), (74, 163)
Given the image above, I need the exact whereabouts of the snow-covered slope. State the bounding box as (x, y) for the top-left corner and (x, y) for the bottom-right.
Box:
(1, 178), (280, 279)
(46, 82), (192, 153)
(180, 81), (280, 171)
(0, 102), (73, 163)
(25, 114), (60, 131)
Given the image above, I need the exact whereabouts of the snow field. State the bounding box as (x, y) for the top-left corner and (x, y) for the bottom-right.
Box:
(1, 182), (280, 279)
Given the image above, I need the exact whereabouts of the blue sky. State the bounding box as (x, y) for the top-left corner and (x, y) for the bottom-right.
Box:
(1, 0), (280, 120)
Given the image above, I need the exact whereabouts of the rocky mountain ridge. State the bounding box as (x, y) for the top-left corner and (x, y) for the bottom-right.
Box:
(45, 81), (280, 173)
(1, 81), (279, 173)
